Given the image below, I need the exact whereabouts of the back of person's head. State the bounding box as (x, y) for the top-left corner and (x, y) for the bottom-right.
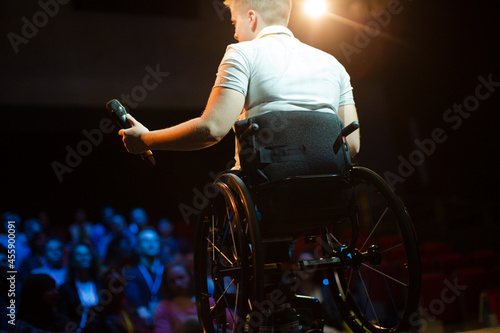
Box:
(224, 0), (292, 26)
(130, 207), (149, 226)
(110, 214), (127, 234)
(29, 231), (47, 256)
(157, 218), (174, 237)
(18, 274), (59, 327)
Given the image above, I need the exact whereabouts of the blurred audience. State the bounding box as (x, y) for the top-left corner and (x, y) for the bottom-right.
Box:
(84, 269), (139, 333)
(157, 218), (192, 264)
(68, 208), (94, 246)
(14, 274), (67, 333)
(123, 228), (164, 332)
(18, 230), (46, 284)
(103, 215), (134, 270)
(154, 262), (200, 333)
(58, 243), (101, 332)
(98, 214), (126, 260)
(128, 207), (149, 240)
(1, 207), (196, 333)
(31, 237), (67, 287)
(91, 205), (115, 247)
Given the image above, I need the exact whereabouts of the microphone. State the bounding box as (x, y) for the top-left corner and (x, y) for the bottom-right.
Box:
(106, 99), (155, 168)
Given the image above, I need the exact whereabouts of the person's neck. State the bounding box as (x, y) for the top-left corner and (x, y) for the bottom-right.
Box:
(140, 255), (157, 271)
(76, 268), (92, 282)
(47, 260), (63, 270)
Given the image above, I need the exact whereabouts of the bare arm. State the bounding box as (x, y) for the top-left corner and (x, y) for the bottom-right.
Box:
(119, 87), (245, 153)
(337, 104), (360, 157)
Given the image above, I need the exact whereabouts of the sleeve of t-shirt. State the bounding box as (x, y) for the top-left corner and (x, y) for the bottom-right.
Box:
(213, 44), (250, 96)
(338, 67), (355, 106)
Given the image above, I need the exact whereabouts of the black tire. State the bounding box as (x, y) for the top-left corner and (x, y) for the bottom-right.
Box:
(194, 173), (264, 332)
(323, 166), (421, 332)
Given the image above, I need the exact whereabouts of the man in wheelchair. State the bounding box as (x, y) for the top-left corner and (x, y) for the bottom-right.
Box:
(118, 1), (420, 333)
(118, 0), (359, 160)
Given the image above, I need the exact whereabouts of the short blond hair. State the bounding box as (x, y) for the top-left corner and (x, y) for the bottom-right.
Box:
(224, 0), (292, 26)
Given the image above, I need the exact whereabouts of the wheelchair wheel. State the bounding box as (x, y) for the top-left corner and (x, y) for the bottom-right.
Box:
(194, 173), (264, 333)
(323, 166), (421, 332)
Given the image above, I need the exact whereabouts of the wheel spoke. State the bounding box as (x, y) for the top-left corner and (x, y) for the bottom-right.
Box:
(361, 263), (408, 287)
(360, 206), (388, 251)
(206, 236), (234, 266)
(327, 167), (421, 333)
(357, 269), (381, 328)
(380, 242), (404, 255)
(214, 278), (236, 308)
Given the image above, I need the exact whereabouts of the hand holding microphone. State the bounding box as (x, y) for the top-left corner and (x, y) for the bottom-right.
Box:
(106, 99), (155, 167)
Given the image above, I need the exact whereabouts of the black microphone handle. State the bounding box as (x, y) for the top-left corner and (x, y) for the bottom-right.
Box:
(106, 99), (155, 168)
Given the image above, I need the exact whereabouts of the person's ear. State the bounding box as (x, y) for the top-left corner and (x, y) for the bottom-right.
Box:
(248, 10), (258, 31)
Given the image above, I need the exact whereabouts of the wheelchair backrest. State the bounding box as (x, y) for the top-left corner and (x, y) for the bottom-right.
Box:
(234, 111), (353, 239)
(234, 110), (347, 183)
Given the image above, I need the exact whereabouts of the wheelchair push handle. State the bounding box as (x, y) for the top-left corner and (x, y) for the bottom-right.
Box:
(341, 121), (360, 138)
(239, 123), (260, 141)
(333, 121), (360, 154)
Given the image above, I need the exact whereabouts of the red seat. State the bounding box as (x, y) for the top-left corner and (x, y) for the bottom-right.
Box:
(420, 242), (454, 274)
(455, 267), (496, 318)
(485, 289), (500, 322)
(437, 253), (472, 276)
(420, 256), (437, 273)
(420, 272), (461, 323)
(472, 250), (500, 270)
(420, 241), (454, 258)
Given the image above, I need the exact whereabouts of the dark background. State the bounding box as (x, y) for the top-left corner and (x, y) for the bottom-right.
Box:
(1, 0), (499, 249)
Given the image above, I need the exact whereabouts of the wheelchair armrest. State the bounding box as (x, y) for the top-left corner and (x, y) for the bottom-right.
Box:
(333, 121), (360, 154)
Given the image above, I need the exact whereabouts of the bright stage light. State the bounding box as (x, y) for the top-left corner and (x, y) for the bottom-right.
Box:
(304, 0), (327, 18)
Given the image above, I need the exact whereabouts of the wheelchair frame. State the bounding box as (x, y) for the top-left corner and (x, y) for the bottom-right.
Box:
(194, 114), (421, 333)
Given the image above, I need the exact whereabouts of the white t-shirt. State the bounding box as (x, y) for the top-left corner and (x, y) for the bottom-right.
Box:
(213, 25), (355, 168)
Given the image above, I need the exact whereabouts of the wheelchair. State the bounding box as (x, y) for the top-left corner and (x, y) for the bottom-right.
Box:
(194, 111), (421, 333)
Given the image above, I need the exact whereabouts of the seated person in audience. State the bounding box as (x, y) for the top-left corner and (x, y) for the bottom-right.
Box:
(68, 208), (94, 246)
(154, 262), (200, 333)
(98, 214), (131, 262)
(58, 243), (101, 332)
(91, 205), (116, 247)
(18, 230), (46, 284)
(103, 229), (134, 271)
(15, 274), (67, 333)
(123, 228), (164, 332)
(157, 218), (192, 264)
(84, 269), (140, 333)
(31, 237), (67, 287)
(128, 207), (150, 239)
